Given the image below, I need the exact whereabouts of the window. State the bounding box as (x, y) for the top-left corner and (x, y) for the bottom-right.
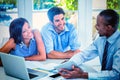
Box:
(32, 0), (78, 30)
(0, 0), (18, 27)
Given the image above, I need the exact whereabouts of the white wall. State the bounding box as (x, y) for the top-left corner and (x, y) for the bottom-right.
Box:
(77, 0), (107, 50)
(0, 26), (9, 48)
(93, 0), (106, 9)
(78, 0), (92, 49)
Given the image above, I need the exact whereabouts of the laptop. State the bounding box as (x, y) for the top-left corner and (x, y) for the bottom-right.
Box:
(0, 52), (48, 80)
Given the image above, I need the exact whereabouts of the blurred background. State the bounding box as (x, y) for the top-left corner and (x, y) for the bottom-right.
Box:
(0, 0), (120, 49)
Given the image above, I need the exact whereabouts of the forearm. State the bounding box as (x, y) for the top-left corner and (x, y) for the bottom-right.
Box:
(32, 29), (46, 60)
(47, 50), (70, 59)
(65, 49), (80, 54)
(25, 54), (46, 61)
(0, 38), (15, 53)
(48, 49), (80, 59)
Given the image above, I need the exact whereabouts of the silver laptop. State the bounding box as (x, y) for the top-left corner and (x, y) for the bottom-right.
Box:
(0, 52), (48, 80)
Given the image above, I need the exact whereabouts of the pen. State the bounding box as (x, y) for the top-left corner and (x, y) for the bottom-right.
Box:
(61, 59), (69, 63)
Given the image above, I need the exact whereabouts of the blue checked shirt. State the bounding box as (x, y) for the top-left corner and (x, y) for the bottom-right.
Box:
(41, 22), (80, 54)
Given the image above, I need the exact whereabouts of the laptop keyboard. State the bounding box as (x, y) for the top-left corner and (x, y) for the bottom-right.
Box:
(27, 68), (48, 79)
(29, 73), (38, 79)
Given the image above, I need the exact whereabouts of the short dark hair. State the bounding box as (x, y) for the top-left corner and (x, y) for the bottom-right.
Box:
(99, 9), (119, 29)
(47, 6), (65, 22)
(9, 17), (29, 44)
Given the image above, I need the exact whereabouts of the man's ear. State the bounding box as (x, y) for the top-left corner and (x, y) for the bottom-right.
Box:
(107, 25), (113, 31)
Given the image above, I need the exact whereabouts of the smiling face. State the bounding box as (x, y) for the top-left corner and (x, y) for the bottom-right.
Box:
(22, 22), (33, 41)
(95, 15), (115, 38)
(52, 14), (65, 33)
(95, 15), (108, 37)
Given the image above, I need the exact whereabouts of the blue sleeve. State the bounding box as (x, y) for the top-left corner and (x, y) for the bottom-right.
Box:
(69, 41), (98, 65)
(68, 24), (80, 50)
(41, 26), (53, 54)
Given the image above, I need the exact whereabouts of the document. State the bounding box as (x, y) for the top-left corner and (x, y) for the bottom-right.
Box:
(54, 61), (98, 73)
(54, 61), (78, 71)
(25, 61), (59, 72)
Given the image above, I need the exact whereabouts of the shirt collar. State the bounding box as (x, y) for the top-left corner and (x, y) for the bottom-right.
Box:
(107, 30), (120, 44)
(48, 23), (69, 35)
(19, 38), (35, 48)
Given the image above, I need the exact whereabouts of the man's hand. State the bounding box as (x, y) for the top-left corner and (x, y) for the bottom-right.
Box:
(65, 49), (80, 58)
(59, 65), (88, 79)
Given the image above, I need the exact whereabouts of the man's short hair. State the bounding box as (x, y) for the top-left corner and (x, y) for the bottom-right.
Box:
(99, 9), (119, 29)
(47, 6), (65, 22)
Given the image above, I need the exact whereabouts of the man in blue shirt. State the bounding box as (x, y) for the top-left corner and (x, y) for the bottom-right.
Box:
(41, 7), (80, 59)
(59, 9), (120, 79)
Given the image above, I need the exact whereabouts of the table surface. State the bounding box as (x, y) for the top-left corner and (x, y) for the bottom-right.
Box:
(0, 57), (100, 80)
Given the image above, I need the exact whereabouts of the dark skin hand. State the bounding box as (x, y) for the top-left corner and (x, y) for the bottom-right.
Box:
(59, 65), (88, 79)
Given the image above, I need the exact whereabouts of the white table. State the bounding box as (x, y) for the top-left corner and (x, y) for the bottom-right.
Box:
(0, 59), (66, 80)
(0, 57), (100, 80)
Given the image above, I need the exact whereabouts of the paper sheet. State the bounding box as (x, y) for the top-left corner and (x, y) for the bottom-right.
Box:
(25, 61), (59, 71)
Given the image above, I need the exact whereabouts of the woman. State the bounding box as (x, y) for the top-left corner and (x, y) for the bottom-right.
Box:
(0, 18), (46, 61)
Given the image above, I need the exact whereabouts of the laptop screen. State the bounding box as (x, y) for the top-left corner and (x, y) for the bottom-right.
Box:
(0, 52), (48, 80)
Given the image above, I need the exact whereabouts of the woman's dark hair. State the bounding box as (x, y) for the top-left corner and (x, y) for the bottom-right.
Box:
(99, 9), (119, 30)
(9, 17), (29, 44)
(47, 6), (65, 22)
